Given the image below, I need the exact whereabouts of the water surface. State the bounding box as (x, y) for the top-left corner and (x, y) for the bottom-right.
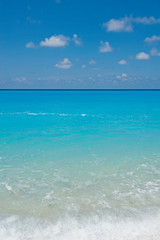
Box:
(0, 90), (160, 239)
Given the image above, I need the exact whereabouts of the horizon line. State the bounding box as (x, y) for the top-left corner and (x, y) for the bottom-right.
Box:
(0, 89), (160, 91)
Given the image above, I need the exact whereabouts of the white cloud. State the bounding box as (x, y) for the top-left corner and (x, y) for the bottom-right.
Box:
(14, 77), (27, 82)
(37, 76), (60, 81)
(116, 73), (128, 81)
(81, 64), (86, 69)
(39, 34), (82, 48)
(136, 52), (150, 60)
(26, 42), (35, 48)
(89, 60), (96, 64)
(103, 17), (133, 32)
(99, 41), (113, 53)
(134, 16), (160, 24)
(150, 48), (160, 56)
(103, 16), (160, 32)
(73, 34), (82, 46)
(40, 35), (70, 47)
(54, 58), (72, 69)
(144, 35), (160, 43)
(118, 59), (128, 65)
(122, 73), (127, 77)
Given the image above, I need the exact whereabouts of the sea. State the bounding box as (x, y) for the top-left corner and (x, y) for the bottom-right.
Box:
(0, 90), (160, 240)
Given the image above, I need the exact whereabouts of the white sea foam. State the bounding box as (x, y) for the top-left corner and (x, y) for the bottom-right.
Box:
(0, 112), (89, 117)
(27, 112), (38, 115)
(5, 184), (12, 191)
(0, 212), (160, 240)
(0, 182), (12, 191)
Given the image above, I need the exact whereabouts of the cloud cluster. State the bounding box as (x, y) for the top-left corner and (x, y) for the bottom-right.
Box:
(26, 34), (82, 48)
(54, 58), (72, 69)
(14, 77), (27, 82)
(25, 15), (160, 74)
(135, 49), (160, 60)
(116, 73), (128, 81)
(103, 16), (160, 32)
(99, 41), (113, 52)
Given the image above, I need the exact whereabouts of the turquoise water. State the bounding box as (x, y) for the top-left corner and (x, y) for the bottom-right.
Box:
(0, 90), (160, 239)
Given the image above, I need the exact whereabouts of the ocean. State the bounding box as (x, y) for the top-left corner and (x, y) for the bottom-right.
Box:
(0, 90), (160, 239)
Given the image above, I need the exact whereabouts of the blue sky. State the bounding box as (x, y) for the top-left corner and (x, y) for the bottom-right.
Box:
(0, 0), (160, 89)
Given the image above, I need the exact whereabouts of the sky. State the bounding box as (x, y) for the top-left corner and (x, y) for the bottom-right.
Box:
(0, 0), (160, 89)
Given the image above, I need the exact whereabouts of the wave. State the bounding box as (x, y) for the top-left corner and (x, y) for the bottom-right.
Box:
(0, 211), (160, 240)
(0, 112), (150, 121)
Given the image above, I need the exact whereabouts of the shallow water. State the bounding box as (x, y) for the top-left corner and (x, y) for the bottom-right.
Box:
(0, 90), (160, 239)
